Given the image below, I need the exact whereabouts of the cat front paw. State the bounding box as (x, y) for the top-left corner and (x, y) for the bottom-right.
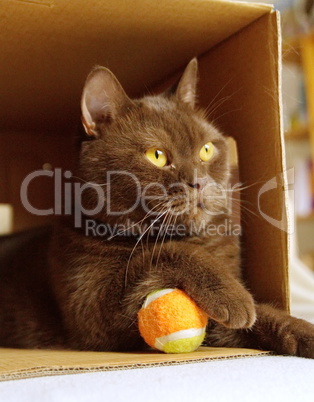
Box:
(201, 284), (256, 329)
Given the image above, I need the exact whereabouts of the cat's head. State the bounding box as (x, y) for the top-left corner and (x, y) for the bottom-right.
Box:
(78, 59), (230, 235)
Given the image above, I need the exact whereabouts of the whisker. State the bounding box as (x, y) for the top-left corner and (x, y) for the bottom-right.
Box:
(231, 179), (269, 192)
(210, 107), (242, 124)
(228, 198), (259, 219)
(71, 175), (109, 187)
(155, 210), (175, 270)
(205, 94), (234, 119)
(205, 88), (241, 122)
(149, 207), (172, 271)
(107, 200), (166, 240)
(203, 79), (233, 116)
(124, 207), (169, 287)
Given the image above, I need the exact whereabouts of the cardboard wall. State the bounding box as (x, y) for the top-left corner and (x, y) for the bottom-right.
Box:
(0, 132), (77, 231)
(1, 0), (271, 132)
(197, 13), (289, 309)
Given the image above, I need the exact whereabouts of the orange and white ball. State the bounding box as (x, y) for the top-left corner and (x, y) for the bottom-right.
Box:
(138, 288), (208, 353)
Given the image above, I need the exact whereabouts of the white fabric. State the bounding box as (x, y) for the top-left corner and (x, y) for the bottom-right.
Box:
(0, 355), (313, 402)
(290, 257), (314, 324)
(289, 198), (314, 324)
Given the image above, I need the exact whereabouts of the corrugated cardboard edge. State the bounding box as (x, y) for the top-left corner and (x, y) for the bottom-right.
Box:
(0, 348), (273, 382)
(275, 9), (291, 313)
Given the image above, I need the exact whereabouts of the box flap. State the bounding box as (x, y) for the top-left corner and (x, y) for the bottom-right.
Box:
(0, 0), (272, 131)
(0, 347), (272, 382)
(197, 12), (289, 309)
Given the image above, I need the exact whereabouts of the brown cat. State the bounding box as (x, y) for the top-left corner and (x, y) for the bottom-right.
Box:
(0, 59), (313, 357)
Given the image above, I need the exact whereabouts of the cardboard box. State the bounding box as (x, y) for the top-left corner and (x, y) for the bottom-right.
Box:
(0, 0), (287, 381)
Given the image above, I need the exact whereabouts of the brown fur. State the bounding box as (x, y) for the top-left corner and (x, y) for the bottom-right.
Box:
(0, 60), (313, 357)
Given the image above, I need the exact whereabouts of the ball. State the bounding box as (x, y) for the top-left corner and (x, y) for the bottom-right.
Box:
(138, 288), (208, 353)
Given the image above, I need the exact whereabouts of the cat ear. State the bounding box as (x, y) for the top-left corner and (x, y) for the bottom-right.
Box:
(81, 66), (131, 137)
(175, 58), (198, 109)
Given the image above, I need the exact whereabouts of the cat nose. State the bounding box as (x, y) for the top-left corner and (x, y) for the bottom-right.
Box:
(187, 182), (201, 190)
(188, 182), (203, 191)
(187, 177), (207, 191)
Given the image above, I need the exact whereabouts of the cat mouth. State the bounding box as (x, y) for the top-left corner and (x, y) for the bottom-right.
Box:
(166, 193), (206, 212)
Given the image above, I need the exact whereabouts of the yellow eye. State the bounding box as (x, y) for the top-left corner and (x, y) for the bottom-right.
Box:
(145, 148), (168, 168)
(200, 142), (215, 162)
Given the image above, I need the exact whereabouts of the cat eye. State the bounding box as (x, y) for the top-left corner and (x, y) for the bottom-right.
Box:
(199, 142), (215, 162)
(145, 148), (168, 168)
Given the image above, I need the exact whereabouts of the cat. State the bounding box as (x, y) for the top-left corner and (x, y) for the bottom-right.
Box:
(0, 59), (313, 357)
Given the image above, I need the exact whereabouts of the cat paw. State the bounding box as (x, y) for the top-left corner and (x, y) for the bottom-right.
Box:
(202, 285), (256, 329)
(279, 317), (314, 358)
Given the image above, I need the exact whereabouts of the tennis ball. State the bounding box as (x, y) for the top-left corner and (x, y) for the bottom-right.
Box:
(138, 288), (208, 353)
